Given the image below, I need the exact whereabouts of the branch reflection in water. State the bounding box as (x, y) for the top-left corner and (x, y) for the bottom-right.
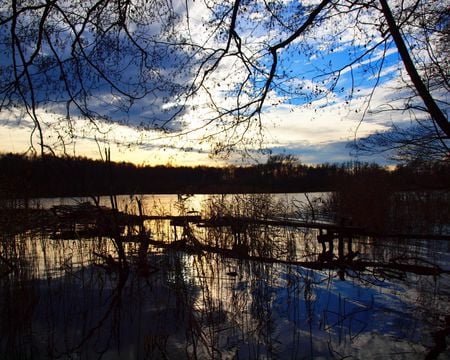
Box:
(0, 193), (449, 359)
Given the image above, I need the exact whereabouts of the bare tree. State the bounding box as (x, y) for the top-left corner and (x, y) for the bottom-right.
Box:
(1, 0), (448, 158)
(1, 0), (195, 154)
(189, 0), (449, 155)
(344, 0), (450, 163)
(349, 121), (449, 164)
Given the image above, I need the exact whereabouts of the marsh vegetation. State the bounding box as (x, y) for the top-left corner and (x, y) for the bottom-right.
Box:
(0, 190), (449, 359)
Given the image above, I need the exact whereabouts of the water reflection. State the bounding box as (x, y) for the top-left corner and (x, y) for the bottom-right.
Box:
(0, 194), (449, 359)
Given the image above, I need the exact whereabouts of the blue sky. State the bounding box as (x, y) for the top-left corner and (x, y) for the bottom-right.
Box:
(0, 0), (444, 166)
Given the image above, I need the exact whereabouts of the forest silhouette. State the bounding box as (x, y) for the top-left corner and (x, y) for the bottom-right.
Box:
(1, 153), (449, 198)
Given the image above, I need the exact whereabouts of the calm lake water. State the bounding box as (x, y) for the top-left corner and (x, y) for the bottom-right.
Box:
(1, 193), (449, 359)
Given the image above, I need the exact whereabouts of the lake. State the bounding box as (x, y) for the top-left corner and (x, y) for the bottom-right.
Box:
(0, 193), (449, 359)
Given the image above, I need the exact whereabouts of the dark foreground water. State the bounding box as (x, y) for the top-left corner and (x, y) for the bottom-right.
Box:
(0, 194), (449, 359)
(1, 237), (449, 359)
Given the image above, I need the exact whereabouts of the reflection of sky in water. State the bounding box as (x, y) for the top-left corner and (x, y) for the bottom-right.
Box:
(32, 193), (325, 216)
(2, 193), (449, 359)
(1, 247), (449, 359)
(162, 253), (448, 358)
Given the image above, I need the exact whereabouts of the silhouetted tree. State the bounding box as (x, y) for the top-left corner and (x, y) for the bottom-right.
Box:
(1, 1), (447, 157)
(197, 0), (449, 153)
(350, 121), (449, 165)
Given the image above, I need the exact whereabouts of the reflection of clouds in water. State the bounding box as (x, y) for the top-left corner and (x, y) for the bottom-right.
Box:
(181, 256), (439, 359)
(2, 193), (449, 358)
(353, 333), (426, 358)
(2, 238), (448, 358)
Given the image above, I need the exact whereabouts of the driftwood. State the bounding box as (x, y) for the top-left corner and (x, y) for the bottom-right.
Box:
(199, 215), (450, 241)
(2, 205), (449, 241)
(2, 204), (449, 278)
(138, 235), (449, 277)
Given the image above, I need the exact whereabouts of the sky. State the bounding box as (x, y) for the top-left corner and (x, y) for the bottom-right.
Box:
(0, 0), (444, 167)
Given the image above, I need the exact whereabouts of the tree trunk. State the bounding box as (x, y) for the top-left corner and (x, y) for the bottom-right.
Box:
(379, 0), (450, 138)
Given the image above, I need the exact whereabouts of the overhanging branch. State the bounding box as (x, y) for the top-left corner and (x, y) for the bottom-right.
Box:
(379, 0), (450, 138)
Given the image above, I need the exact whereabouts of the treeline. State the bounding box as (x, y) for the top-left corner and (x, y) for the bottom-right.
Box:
(0, 153), (449, 198)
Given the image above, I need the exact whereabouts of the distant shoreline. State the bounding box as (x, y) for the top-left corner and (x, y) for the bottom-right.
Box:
(1, 153), (449, 199)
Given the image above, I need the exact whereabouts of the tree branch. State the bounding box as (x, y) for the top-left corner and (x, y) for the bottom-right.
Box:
(379, 0), (450, 137)
(260, 0), (332, 112)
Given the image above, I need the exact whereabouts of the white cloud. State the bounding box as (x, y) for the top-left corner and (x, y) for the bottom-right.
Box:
(0, 0), (443, 166)
(338, 48), (399, 77)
